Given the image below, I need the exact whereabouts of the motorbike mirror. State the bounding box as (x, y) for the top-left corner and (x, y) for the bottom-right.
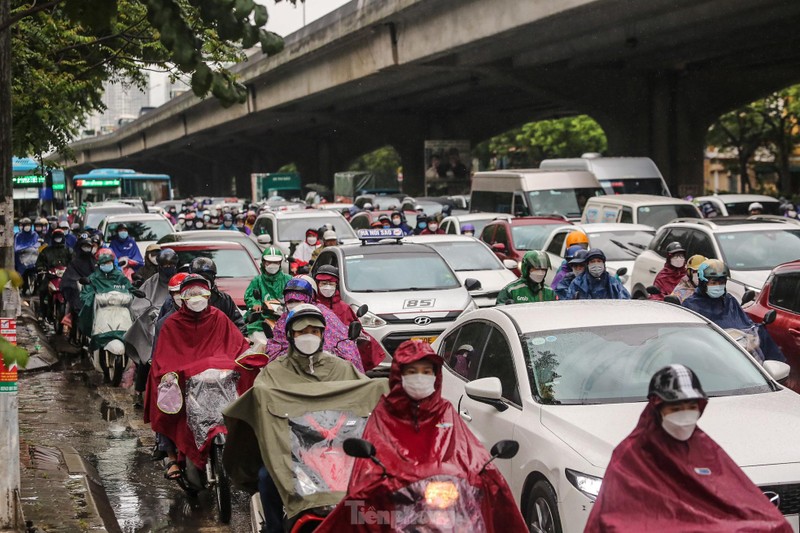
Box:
(663, 295), (681, 305)
(261, 322), (273, 338)
(253, 289), (262, 301)
(616, 267), (628, 277)
(646, 286), (661, 295)
(464, 278), (482, 291)
(348, 321), (362, 341)
(741, 290), (756, 305)
(130, 289), (146, 298)
(356, 304), (369, 318)
(490, 440), (520, 460)
(247, 312), (262, 324)
(343, 438), (376, 459)
(763, 309), (777, 326)
(79, 277), (90, 285)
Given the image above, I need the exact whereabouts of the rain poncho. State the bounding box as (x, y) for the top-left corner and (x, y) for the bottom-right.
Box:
(108, 235), (144, 270)
(263, 302), (364, 372)
(567, 271), (630, 300)
(144, 305), (250, 467)
(683, 291), (785, 361)
(78, 266), (132, 348)
(555, 271), (576, 300)
(317, 341), (527, 532)
(124, 272), (170, 364)
(223, 346), (388, 519)
(550, 260), (572, 289)
(35, 243), (72, 270)
(585, 398), (791, 532)
(62, 250), (95, 313)
(14, 229), (39, 274)
(496, 256), (557, 304)
(244, 258), (292, 334)
(651, 261), (685, 301)
(670, 276), (697, 303)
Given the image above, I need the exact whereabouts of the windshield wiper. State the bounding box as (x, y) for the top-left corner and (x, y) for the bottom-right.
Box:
(609, 239), (639, 258)
(627, 242), (647, 251)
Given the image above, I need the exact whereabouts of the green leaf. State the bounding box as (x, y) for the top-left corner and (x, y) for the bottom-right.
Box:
(259, 30), (284, 55)
(191, 63), (213, 96)
(253, 5), (268, 27)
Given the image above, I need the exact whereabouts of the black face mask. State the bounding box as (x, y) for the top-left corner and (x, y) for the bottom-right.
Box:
(159, 266), (177, 282)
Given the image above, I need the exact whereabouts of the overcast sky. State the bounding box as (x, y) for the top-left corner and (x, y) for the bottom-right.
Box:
(149, 0), (351, 106)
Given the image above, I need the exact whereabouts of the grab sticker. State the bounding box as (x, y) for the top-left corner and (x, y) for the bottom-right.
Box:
(530, 337), (546, 346)
(694, 467), (711, 476)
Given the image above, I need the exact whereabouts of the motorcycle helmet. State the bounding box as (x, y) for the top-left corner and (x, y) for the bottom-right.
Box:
(189, 256), (218, 283)
(748, 202), (763, 213)
(697, 259), (729, 283)
(461, 223), (475, 235)
(565, 231), (589, 249)
(584, 248), (607, 263)
(568, 249), (589, 265)
(58, 220), (70, 231)
(315, 264), (339, 279)
(179, 273), (211, 293)
(19, 217), (32, 227)
(565, 244), (585, 262)
(664, 241), (686, 257)
(96, 247), (116, 264)
(285, 303), (326, 338)
(50, 229), (65, 241)
(522, 250), (551, 271)
(35, 217), (47, 230)
(47, 216), (58, 228)
(157, 248), (179, 268)
(168, 272), (190, 293)
(648, 364), (707, 403)
(283, 277), (316, 299)
(262, 247), (284, 264)
(686, 254), (707, 273)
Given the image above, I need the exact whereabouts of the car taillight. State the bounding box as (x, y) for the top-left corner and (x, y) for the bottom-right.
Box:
(424, 481), (459, 509)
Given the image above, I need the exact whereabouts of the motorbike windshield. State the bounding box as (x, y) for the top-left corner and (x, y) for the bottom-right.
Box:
(288, 410), (367, 497)
(186, 368), (239, 450)
(391, 475), (485, 532)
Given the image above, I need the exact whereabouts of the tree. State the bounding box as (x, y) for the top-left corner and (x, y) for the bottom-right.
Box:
(475, 115), (607, 170)
(761, 86), (800, 193)
(348, 145), (401, 178)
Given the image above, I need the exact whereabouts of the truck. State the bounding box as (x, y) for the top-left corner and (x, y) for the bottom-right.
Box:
(250, 173), (303, 203)
(333, 171), (400, 201)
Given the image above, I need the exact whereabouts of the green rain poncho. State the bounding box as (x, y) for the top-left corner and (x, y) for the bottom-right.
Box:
(244, 249), (292, 334)
(78, 265), (133, 348)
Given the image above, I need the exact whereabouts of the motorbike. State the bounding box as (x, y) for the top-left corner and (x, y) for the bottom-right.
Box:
(165, 367), (238, 523)
(725, 309), (777, 363)
(16, 246), (39, 296)
(247, 289), (283, 346)
(43, 266), (68, 334)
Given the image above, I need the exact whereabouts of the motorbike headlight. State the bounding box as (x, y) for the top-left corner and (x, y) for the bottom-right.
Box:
(565, 469), (603, 501)
(359, 311), (386, 328)
(424, 481), (459, 509)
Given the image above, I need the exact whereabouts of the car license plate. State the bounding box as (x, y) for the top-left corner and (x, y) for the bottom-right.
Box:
(411, 336), (438, 344)
(787, 514), (799, 533)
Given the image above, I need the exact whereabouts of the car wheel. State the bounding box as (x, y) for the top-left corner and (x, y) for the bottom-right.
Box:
(524, 480), (562, 533)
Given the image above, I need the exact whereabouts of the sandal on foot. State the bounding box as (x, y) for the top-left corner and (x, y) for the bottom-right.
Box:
(164, 461), (182, 480)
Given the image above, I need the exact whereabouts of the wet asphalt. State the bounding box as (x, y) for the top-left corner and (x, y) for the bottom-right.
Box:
(18, 333), (251, 532)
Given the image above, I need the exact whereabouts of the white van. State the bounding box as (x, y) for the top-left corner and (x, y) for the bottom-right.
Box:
(470, 169), (605, 221)
(540, 154), (671, 196)
(581, 194), (702, 228)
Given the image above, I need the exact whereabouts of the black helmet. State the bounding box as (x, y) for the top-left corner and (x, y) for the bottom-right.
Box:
(223, 213), (233, 222)
(19, 217), (32, 225)
(664, 241), (686, 256)
(314, 264), (340, 278)
(285, 303), (326, 336)
(697, 259), (729, 283)
(157, 248), (179, 268)
(648, 365), (707, 403)
(585, 248), (606, 262)
(568, 249), (589, 265)
(189, 256), (217, 281)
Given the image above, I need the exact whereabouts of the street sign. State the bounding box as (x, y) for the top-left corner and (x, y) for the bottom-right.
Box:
(0, 318), (17, 393)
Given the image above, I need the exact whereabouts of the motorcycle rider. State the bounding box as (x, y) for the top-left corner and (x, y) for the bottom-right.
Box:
(670, 254), (706, 303)
(413, 214), (428, 235)
(34, 218), (48, 241)
(218, 213), (237, 231)
(188, 256), (246, 333)
(317, 340), (527, 532)
(133, 244), (162, 285)
(144, 274), (250, 481)
(682, 259), (784, 361)
(650, 241), (687, 301)
(461, 223), (476, 237)
(293, 229), (320, 263)
(497, 250), (557, 304)
(78, 248), (132, 349)
(309, 230), (338, 265)
(61, 236), (96, 335)
(585, 365), (791, 532)
(245, 247), (292, 337)
(35, 228), (73, 320)
(567, 248), (631, 300)
(14, 218), (40, 293)
(390, 211), (412, 235)
(56, 220), (77, 249)
(223, 304), (388, 533)
(235, 214), (251, 235)
(419, 215), (444, 235)
(551, 244), (587, 290)
(555, 249), (588, 300)
(748, 202), (763, 216)
(565, 229), (590, 251)
(108, 223), (144, 272)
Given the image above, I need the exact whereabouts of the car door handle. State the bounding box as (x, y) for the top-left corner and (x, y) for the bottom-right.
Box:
(649, 268), (658, 274)
(459, 409), (472, 422)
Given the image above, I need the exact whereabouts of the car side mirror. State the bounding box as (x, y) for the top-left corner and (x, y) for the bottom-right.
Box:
(465, 377), (507, 412)
(616, 267), (628, 277)
(356, 304), (369, 318)
(491, 243), (506, 253)
(646, 285), (661, 296)
(741, 290), (756, 305)
(763, 360), (790, 383)
(343, 438), (375, 459)
(663, 295), (681, 305)
(348, 320), (363, 341)
(256, 234), (272, 245)
(502, 259), (517, 270)
(763, 309), (777, 325)
(490, 439), (520, 460)
(464, 278), (482, 291)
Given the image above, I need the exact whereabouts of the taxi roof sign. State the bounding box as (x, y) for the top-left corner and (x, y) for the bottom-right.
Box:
(357, 228), (404, 242)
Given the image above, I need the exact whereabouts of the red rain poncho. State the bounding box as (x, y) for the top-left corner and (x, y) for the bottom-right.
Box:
(585, 398), (792, 532)
(650, 261), (685, 301)
(144, 304), (250, 467)
(317, 341), (527, 532)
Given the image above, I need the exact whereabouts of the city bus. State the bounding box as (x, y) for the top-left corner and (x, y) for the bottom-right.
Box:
(71, 168), (173, 204)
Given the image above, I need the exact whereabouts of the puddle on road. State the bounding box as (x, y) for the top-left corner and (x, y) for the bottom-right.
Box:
(100, 400), (126, 422)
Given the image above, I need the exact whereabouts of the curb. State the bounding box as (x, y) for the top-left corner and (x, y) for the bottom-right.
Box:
(59, 446), (122, 533)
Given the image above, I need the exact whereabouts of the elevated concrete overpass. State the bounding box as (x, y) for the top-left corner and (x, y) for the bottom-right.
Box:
(63, 0), (800, 197)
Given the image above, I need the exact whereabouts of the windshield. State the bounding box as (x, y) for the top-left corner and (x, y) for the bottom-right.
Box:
(637, 204), (699, 228)
(716, 229), (800, 271)
(585, 230), (655, 261)
(85, 207), (139, 229)
(160, 232), (262, 261)
(345, 251), (460, 292)
(599, 178), (664, 195)
(173, 249), (259, 278)
(511, 223), (562, 251)
(427, 241), (503, 271)
(524, 324), (771, 405)
(527, 188), (604, 218)
(277, 217), (357, 241)
(105, 219), (173, 242)
(725, 201), (781, 216)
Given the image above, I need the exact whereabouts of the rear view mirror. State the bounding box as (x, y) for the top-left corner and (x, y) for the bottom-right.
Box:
(663, 295), (681, 305)
(763, 360), (790, 383)
(343, 438), (375, 459)
(348, 321), (362, 341)
(646, 286), (661, 296)
(356, 304), (369, 318)
(502, 259), (517, 270)
(256, 234), (272, 245)
(616, 267), (628, 277)
(491, 243), (506, 253)
(490, 440), (520, 460)
(763, 309), (777, 325)
(465, 377), (507, 412)
(741, 290), (756, 305)
(464, 278), (482, 291)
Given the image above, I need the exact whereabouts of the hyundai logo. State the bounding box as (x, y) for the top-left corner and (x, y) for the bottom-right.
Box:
(414, 316), (432, 326)
(763, 491), (781, 508)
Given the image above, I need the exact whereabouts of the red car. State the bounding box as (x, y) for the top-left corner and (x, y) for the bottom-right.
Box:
(159, 240), (260, 308)
(479, 216), (571, 275)
(745, 259), (800, 392)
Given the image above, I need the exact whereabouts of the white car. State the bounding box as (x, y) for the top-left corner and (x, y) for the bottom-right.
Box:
(439, 213), (511, 236)
(404, 235), (517, 307)
(540, 223), (655, 291)
(629, 218), (800, 300)
(251, 209), (358, 253)
(694, 194), (782, 217)
(98, 213), (176, 257)
(434, 300), (798, 533)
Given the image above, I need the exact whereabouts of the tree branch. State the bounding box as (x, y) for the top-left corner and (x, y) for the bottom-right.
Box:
(0, 0), (64, 33)
(54, 15), (149, 55)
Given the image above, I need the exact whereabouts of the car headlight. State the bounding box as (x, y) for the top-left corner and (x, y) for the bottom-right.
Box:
(359, 311), (386, 328)
(565, 469), (602, 501)
(424, 481), (459, 509)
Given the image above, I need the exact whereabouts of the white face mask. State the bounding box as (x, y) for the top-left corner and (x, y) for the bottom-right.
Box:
(392, 218), (401, 225)
(528, 270), (546, 284)
(285, 301), (301, 312)
(195, 222), (204, 229)
(670, 256), (686, 269)
(185, 296), (209, 312)
(661, 409), (700, 441)
(689, 271), (699, 286)
(306, 236), (317, 246)
(294, 334), (322, 356)
(428, 224), (438, 232)
(264, 263), (281, 275)
(319, 285), (336, 298)
(172, 294), (183, 308)
(148, 254), (159, 265)
(588, 264), (605, 278)
(402, 374), (436, 401)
